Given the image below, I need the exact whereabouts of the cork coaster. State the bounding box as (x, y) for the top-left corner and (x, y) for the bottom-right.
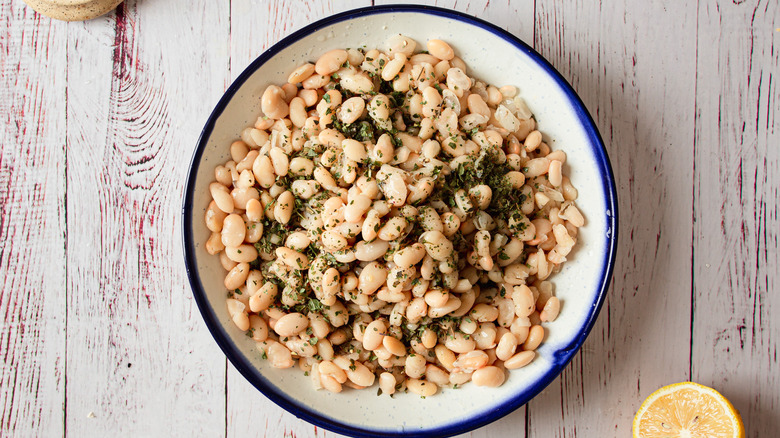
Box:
(23, 0), (124, 21)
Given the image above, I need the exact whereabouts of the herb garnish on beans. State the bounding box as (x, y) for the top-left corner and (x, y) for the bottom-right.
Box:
(204, 35), (584, 397)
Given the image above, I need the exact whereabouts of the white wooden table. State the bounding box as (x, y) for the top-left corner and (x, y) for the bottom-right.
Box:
(1, 0), (777, 436)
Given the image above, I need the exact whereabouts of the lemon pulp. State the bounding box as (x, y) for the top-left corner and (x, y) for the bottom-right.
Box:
(633, 382), (745, 438)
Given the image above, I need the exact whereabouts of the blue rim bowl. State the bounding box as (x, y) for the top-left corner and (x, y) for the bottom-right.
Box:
(183, 4), (617, 437)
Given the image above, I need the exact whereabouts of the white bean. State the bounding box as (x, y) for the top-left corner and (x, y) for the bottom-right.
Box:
(407, 378), (438, 397)
(379, 372), (396, 395)
(221, 214), (246, 247)
(273, 190), (295, 225)
(378, 216), (407, 241)
(275, 247), (309, 269)
(358, 262), (388, 295)
(354, 239), (390, 262)
(421, 230), (454, 261)
(261, 85), (289, 120)
(288, 63), (315, 84)
(405, 354), (427, 379)
(210, 182), (234, 213)
(504, 350), (535, 369)
(427, 39), (454, 60)
(338, 97), (366, 125)
(363, 319), (387, 351)
(315, 49), (348, 75)
(225, 244), (258, 263)
(274, 313), (308, 337)
(472, 366), (506, 387)
(249, 282), (278, 313)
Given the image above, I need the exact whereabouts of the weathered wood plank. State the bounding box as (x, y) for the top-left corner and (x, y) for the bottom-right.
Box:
(2, 0), (773, 437)
(530, 0), (698, 436)
(0, 2), (67, 437)
(64, 0), (230, 435)
(692, 1), (779, 437)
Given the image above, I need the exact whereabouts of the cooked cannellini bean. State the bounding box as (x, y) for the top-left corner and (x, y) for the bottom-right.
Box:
(559, 202), (585, 227)
(252, 155), (275, 189)
(406, 378), (438, 397)
(523, 325), (545, 351)
(339, 358), (376, 387)
(268, 342), (294, 368)
(383, 336), (407, 357)
(288, 63), (315, 84)
(445, 332), (476, 354)
(446, 68), (471, 97)
(205, 200), (227, 232)
(354, 239), (390, 262)
(393, 243), (426, 269)
(224, 263), (249, 290)
(261, 85), (289, 120)
(388, 34), (417, 56)
(315, 49), (348, 75)
(209, 182), (234, 213)
(221, 214), (246, 247)
(427, 39), (454, 60)
(273, 190), (294, 224)
(504, 350), (535, 370)
(540, 296), (561, 322)
(377, 216), (407, 241)
(340, 72), (374, 94)
(381, 53), (407, 81)
(378, 372), (397, 396)
(321, 268), (341, 301)
(496, 332), (519, 361)
(523, 157), (550, 178)
(472, 366), (506, 387)
(362, 319), (387, 350)
(274, 313), (308, 337)
(452, 350), (489, 372)
(421, 230), (454, 261)
(275, 247), (309, 269)
(249, 282), (278, 313)
(358, 262), (387, 295)
(338, 97), (365, 125)
(368, 95), (391, 129)
(225, 244), (258, 263)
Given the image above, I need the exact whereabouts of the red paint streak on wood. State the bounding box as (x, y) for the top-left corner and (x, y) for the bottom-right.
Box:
(528, 0), (697, 436)
(692, 1), (779, 437)
(0, 1), (67, 437)
(64, 0), (230, 435)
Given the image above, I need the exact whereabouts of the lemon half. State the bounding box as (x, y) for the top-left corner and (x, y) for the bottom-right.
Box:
(633, 382), (745, 438)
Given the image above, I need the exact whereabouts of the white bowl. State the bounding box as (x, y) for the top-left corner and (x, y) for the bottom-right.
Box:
(183, 5), (617, 437)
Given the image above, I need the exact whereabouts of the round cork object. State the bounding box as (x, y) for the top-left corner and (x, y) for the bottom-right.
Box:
(23, 0), (124, 21)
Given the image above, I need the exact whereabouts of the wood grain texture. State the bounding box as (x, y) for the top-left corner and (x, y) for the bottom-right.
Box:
(692, 1), (779, 437)
(1, 0), (778, 436)
(64, 0), (230, 435)
(531, 0), (698, 436)
(0, 2), (67, 436)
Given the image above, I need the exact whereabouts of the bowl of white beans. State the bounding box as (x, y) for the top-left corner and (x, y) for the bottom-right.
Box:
(183, 5), (617, 437)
